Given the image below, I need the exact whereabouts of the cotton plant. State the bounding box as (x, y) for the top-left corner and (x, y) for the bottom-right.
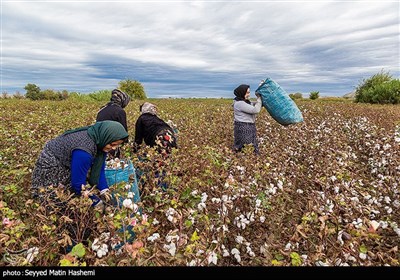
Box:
(234, 214), (250, 229)
(92, 232), (110, 258)
(394, 125), (400, 142)
(207, 251), (218, 265)
(221, 245), (230, 257)
(390, 222), (400, 237)
(267, 183), (277, 195)
(352, 218), (363, 229)
(231, 248), (241, 263)
(165, 231), (180, 243)
(187, 259), (198, 266)
(235, 235), (244, 244)
(277, 180), (284, 190)
(122, 198), (139, 213)
(197, 192), (208, 211)
(235, 165), (245, 174)
(217, 195), (233, 217)
(163, 242), (176, 257)
(147, 233), (160, 242)
(246, 243), (255, 257)
(166, 207), (177, 223)
(196, 249), (204, 256)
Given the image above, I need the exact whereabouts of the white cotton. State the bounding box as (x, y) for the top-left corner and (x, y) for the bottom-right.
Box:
(163, 243), (176, 256)
(96, 244), (108, 258)
(122, 198), (133, 210)
(208, 252), (218, 265)
(147, 233), (160, 242)
(235, 236), (244, 244)
(359, 253), (367, 260)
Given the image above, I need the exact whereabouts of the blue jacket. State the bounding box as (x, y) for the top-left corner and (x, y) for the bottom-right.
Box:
(71, 149), (108, 195)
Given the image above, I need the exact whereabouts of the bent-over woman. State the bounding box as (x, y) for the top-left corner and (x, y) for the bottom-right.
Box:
(31, 120), (129, 205)
(134, 102), (177, 156)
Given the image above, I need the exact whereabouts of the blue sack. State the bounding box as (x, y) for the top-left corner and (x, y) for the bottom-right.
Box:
(105, 160), (141, 204)
(105, 160), (140, 249)
(255, 78), (303, 125)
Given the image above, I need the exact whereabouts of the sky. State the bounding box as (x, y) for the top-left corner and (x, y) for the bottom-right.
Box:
(1, 0), (399, 98)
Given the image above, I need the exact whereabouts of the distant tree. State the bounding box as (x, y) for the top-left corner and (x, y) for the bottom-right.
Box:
(60, 90), (69, 100)
(2, 91), (8, 99)
(289, 92), (303, 100)
(24, 83), (41, 100)
(355, 70), (399, 104)
(309, 91), (319, 100)
(89, 89), (112, 101)
(14, 91), (24, 99)
(41, 89), (60, 100)
(118, 79), (147, 99)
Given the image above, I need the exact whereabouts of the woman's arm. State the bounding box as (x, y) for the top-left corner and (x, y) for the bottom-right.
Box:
(97, 159), (108, 191)
(235, 99), (262, 114)
(134, 117), (144, 145)
(119, 110), (128, 132)
(71, 149), (93, 195)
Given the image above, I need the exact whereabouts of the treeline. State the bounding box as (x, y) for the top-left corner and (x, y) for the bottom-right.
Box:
(2, 79), (147, 101)
(2, 71), (399, 104)
(288, 70), (399, 104)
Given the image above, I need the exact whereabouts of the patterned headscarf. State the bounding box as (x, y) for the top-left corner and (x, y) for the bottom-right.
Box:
(140, 102), (157, 115)
(63, 121), (128, 186)
(110, 89), (130, 108)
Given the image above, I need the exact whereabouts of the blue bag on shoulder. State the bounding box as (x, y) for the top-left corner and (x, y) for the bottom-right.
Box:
(255, 78), (303, 125)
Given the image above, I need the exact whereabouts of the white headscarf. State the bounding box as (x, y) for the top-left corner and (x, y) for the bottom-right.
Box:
(141, 102), (157, 115)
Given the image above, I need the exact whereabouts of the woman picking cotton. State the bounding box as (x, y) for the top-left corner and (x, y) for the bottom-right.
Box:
(31, 120), (129, 207)
(133, 102), (178, 190)
(96, 89), (131, 159)
(134, 102), (178, 157)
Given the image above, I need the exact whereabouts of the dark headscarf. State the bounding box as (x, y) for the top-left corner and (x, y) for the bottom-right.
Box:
(110, 89), (130, 108)
(234, 84), (251, 104)
(63, 121), (129, 186)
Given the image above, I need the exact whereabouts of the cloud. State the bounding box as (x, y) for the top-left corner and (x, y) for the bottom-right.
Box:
(1, 1), (399, 97)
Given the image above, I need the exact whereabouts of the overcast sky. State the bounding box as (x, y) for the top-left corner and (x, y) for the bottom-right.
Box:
(1, 0), (399, 98)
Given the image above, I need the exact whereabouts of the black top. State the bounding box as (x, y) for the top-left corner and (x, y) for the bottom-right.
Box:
(96, 103), (128, 132)
(134, 113), (173, 147)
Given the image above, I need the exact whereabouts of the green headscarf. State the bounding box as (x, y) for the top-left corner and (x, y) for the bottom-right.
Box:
(64, 120), (129, 186)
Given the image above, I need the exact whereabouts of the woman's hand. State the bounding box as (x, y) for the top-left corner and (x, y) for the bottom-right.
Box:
(100, 189), (112, 202)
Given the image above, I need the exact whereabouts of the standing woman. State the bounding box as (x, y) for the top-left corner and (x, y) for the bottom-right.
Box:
(31, 120), (129, 204)
(233, 84), (262, 154)
(96, 89), (130, 158)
